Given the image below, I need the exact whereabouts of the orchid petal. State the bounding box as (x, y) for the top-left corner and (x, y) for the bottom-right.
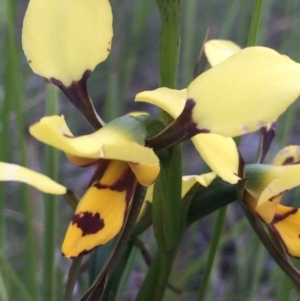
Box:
(29, 115), (159, 167)
(191, 134), (240, 184)
(204, 39), (241, 66)
(272, 145), (300, 166)
(128, 162), (160, 187)
(256, 164), (300, 223)
(188, 47), (300, 137)
(62, 161), (136, 258)
(0, 162), (66, 194)
(135, 88), (187, 118)
(245, 164), (283, 199)
(182, 172), (216, 192)
(22, 0), (113, 87)
(269, 204), (300, 258)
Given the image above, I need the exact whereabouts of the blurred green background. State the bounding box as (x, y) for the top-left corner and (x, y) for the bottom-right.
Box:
(1, 0), (300, 300)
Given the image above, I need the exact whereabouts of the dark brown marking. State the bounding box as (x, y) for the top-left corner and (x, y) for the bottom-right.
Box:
(282, 156), (294, 165)
(259, 122), (276, 163)
(272, 207), (298, 224)
(62, 244), (99, 258)
(107, 48), (111, 52)
(28, 60), (32, 63)
(63, 133), (74, 138)
(72, 211), (105, 236)
(51, 70), (103, 130)
(87, 159), (111, 187)
(94, 165), (137, 204)
(146, 98), (205, 151)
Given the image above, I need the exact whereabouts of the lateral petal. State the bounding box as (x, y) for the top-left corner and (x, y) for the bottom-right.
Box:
(135, 88), (187, 118)
(30, 115), (159, 167)
(0, 162), (66, 194)
(272, 145), (300, 166)
(62, 161), (136, 258)
(204, 39), (241, 66)
(188, 47), (300, 137)
(269, 204), (300, 258)
(256, 164), (300, 223)
(128, 162), (160, 187)
(22, 0), (113, 87)
(182, 172), (216, 193)
(191, 134), (240, 184)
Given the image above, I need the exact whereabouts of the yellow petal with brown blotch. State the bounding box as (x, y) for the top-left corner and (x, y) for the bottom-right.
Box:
(188, 47), (300, 137)
(22, 0), (113, 87)
(272, 145), (300, 166)
(191, 134), (240, 184)
(269, 204), (300, 258)
(0, 162), (66, 194)
(204, 39), (241, 67)
(29, 115), (159, 167)
(135, 88), (187, 119)
(62, 161), (136, 258)
(256, 164), (300, 223)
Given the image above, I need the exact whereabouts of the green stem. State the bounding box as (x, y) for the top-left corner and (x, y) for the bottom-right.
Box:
(196, 207), (227, 301)
(182, 0), (197, 86)
(156, 0), (181, 124)
(64, 257), (83, 301)
(247, 0), (264, 46)
(138, 1), (183, 300)
(42, 84), (59, 301)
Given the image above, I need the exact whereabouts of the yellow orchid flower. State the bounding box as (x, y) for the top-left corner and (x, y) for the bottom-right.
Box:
(136, 88), (241, 185)
(22, 0), (113, 129)
(0, 162), (66, 194)
(136, 46), (300, 183)
(245, 145), (300, 257)
(29, 115), (160, 258)
(204, 39), (277, 163)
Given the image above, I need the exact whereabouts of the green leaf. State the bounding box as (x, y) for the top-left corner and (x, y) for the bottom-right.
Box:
(187, 178), (237, 226)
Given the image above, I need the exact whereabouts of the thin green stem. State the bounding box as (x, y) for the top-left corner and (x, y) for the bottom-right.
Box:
(247, 0), (264, 46)
(64, 257), (83, 301)
(6, 0), (38, 297)
(156, 0), (181, 124)
(42, 84), (59, 301)
(197, 207), (227, 301)
(182, 0), (197, 86)
(137, 1), (183, 300)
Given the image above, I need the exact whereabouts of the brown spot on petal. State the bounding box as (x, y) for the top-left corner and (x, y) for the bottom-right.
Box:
(282, 156), (294, 165)
(72, 211), (105, 236)
(272, 207), (298, 224)
(28, 60), (32, 63)
(107, 48), (111, 52)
